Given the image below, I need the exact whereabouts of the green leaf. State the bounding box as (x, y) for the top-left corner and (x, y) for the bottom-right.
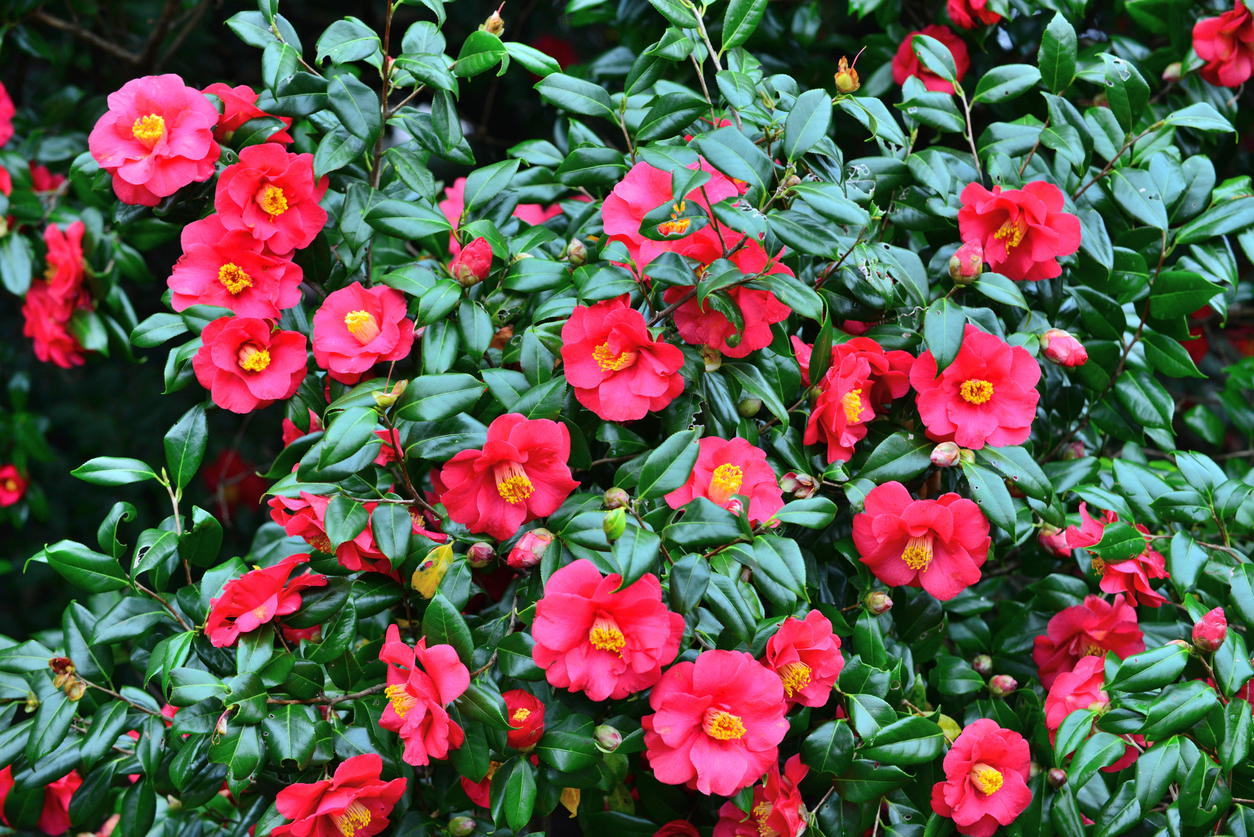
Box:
(1091, 520), (1147, 563)
(306, 598), (357, 664)
(833, 760), (910, 803)
(749, 534), (807, 601)
(1101, 54), (1148, 135)
(263, 704), (318, 769)
(395, 374), (486, 422)
(859, 715), (945, 765)
(960, 461), (1016, 533)
(1177, 197), (1254, 244)
(973, 65), (1042, 104)
(773, 497), (838, 528)
(164, 405), (207, 492)
(637, 92), (708, 143)
(668, 552), (710, 614)
(535, 73), (615, 120)
(328, 73), (382, 147)
(1148, 271), (1222, 318)
(27, 690), (73, 763)
(504, 41), (561, 77)
(319, 407), (379, 469)
(857, 432), (933, 484)
(638, 429), (701, 500)
(722, 0), (767, 50)
(1141, 681), (1218, 738)
(42, 540), (128, 593)
(315, 19), (381, 65)
(1095, 784), (1141, 837)
(364, 199), (453, 240)
(422, 593), (474, 664)
(496, 632), (544, 681)
(71, 457), (157, 486)
(912, 34), (957, 83)
(1134, 737), (1179, 811)
(372, 504), (412, 564)
(1069, 732), (1127, 789)
(454, 30), (508, 77)
(1039, 12), (1078, 93)
(462, 159), (522, 211)
(209, 724), (264, 782)
(975, 445), (1051, 502)
(492, 757), (537, 832)
(923, 297), (964, 372)
(1163, 103), (1233, 133)
(801, 720), (855, 775)
(646, 0), (697, 27)
(314, 128), (368, 177)
(782, 88), (832, 162)
(611, 524), (661, 590)
(91, 597), (169, 644)
(692, 127), (774, 204)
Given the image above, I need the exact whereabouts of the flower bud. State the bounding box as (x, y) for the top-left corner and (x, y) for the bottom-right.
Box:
(737, 397), (762, 417)
(1061, 441), (1085, 461)
(467, 541), (496, 569)
(1028, 761), (1043, 779)
(726, 499), (744, 518)
(451, 237), (493, 287)
(948, 241), (984, 285)
(216, 711), (230, 736)
(1167, 639), (1191, 650)
(780, 472), (818, 499)
(603, 487), (630, 510)
(566, 238), (588, 267)
(701, 345), (722, 372)
(372, 379), (408, 408)
(481, 3), (505, 36)
(449, 816), (477, 837)
(782, 175), (802, 190)
(864, 590), (893, 615)
(958, 448), (976, 465)
(930, 442), (961, 468)
(1041, 329), (1088, 368)
(988, 674), (1017, 697)
(834, 56), (860, 94)
(1162, 62), (1182, 83)
(603, 508), (627, 542)
(595, 724), (623, 753)
(971, 654), (993, 677)
(24, 692), (38, 713)
(1047, 768), (1067, 789)
(1038, 525), (1071, 558)
(412, 544), (455, 597)
(1193, 607), (1228, 653)
(65, 678), (87, 701)
(507, 528), (554, 569)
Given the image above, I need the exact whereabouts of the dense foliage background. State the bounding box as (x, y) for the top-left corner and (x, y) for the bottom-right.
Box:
(4, 0), (1254, 836)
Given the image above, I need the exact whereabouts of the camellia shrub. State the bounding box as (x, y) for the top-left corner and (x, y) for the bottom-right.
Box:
(7, 0), (1254, 836)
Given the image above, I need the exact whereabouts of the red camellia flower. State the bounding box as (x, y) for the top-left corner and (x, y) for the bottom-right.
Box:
(643, 649), (790, 796)
(958, 182), (1081, 282)
(379, 624), (470, 766)
(1064, 503), (1169, 607)
(1041, 329), (1088, 367)
(1033, 595), (1144, 689)
(806, 354), (876, 464)
(202, 82), (294, 144)
(312, 282), (415, 384)
(1194, 2), (1254, 87)
(0, 766), (80, 835)
(762, 610), (845, 707)
(1044, 655), (1110, 732)
(892, 25), (970, 94)
(930, 719), (1032, 837)
(665, 436), (784, 526)
(0, 82), (14, 147)
(503, 689), (545, 750)
(282, 409), (324, 447)
(438, 414), (580, 541)
(88, 74), (221, 207)
(268, 491), (418, 576)
(792, 335), (915, 392)
(910, 324), (1041, 449)
(0, 465), (26, 507)
(713, 755), (809, 837)
(205, 554), (327, 648)
(450, 236), (492, 286)
(192, 316), (307, 413)
(215, 144), (329, 252)
(532, 559), (684, 701)
(22, 282), (87, 369)
(43, 221), (87, 304)
(1194, 607), (1228, 652)
(273, 753), (406, 837)
(30, 163), (66, 193)
(948, 0), (1000, 29)
(663, 236), (793, 359)
(853, 481), (991, 602)
(560, 296), (686, 421)
(655, 822), (700, 837)
(168, 216), (303, 318)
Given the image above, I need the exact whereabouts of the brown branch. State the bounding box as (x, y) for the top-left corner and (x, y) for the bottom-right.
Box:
(267, 682), (388, 706)
(31, 10), (141, 63)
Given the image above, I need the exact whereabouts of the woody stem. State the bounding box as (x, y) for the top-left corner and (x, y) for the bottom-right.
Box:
(266, 682), (388, 706)
(955, 83), (982, 184)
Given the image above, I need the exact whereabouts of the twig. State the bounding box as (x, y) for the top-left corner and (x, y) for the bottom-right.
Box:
(689, 54), (719, 126)
(1018, 117), (1048, 177)
(1072, 123), (1163, 201)
(31, 10), (140, 63)
(83, 680), (163, 716)
(267, 682), (388, 706)
(134, 580), (194, 632)
(955, 83), (983, 183)
(649, 288), (697, 326)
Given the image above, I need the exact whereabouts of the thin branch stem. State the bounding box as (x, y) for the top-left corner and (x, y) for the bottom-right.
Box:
(267, 682), (388, 706)
(1072, 123), (1163, 201)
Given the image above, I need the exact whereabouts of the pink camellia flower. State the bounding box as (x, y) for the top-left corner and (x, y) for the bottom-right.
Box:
(713, 755), (809, 837)
(1194, 607), (1228, 652)
(665, 436), (784, 526)
(22, 283), (86, 368)
(168, 216), (303, 318)
(450, 236), (492, 287)
(601, 159), (740, 271)
(215, 144), (328, 252)
(930, 719), (1032, 837)
(948, 0), (1000, 29)
(268, 491), (420, 577)
(29, 163), (66, 193)
(202, 83), (294, 144)
(205, 554), (327, 648)
(806, 354), (882, 464)
(43, 221), (87, 305)
(642, 649), (790, 796)
(438, 414), (580, 541)
(0, 766), (81, 835)
(273, 753), (406, 837)
(910, 324), (1041, 450)
(1033, 595), (1144, 689)
(192, 316), (307, 414)
(379, 624), (470, 766)
(1064, 503), (1169, 608)
(958, 182), (1082, 283)
(0, 167), (11, 197)
(662, 235), (793, 359)
(506, 528), (554, 569)
(792, 335), (915, 392)
(560, 296), (686, 421)
(892, 25), (970, 94)
(1037, 525), (1071, 557)
(503, 689), (545, 750)
(282, 409), (324, 447)
(0, 82), (14, 147)
(0, 465), (26, 507)
(932, 442), (962, 468)
(762, 610), (845, 707)
(1194, 2), (1254, 87)
(88, 74), (221, 206)
(440, 177), (562, 257)
(1043, 656), (1142, 772)
(532, 559), (684, 701)
(312, 282), (414, 384)
(373, 428), (403, 466)
(1041, 329), (1088, 367)
(853, 481), (991, 602)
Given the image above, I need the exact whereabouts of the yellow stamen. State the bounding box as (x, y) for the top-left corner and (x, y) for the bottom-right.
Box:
(344, 310), (381, 345)
(901, 534), (934, 571)
(494, 461), (534, 504)
(252, 605), (268, 621)
(131, 114), (165, 147)
(702, 708), (746, 741)
(1081, 641), (1105, 657)
(237, 344), (271, 372)
(841, 388), (865, 423)
(657, 218), (691, 237)
(2, 480), (16, 493)
(709, 463), (744, 505)
(589, 613), (626, 655)
(258, 185), (289, 219)
(512, 708), (531, 725)
(779, 661), (812, 698)
(306, 533), (334, 554)
(218, 263), (253, 295)
(993, 216), (1028, 250)
(385, 683), (418, 719)
(753, 801), (777, 837)
(960, 379), (994, 405)
(970, 764), (1003, 795)
(593, 342), (637, 372)
(333, 800), (372, 837)
(1091, 556), (1106, 575)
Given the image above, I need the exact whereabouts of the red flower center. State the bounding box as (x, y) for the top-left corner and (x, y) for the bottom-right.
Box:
(702, 708), (746, 740)
(902, 534), (934, 571)
(237, 343), (271, 372)
(251, 605), (268, 621)
(778, 661), (812, 698)
(969, 763), (1003, 795)
(708, 463), (744, 505)
(385, 683), (418, 719)
(593, 342), (637, 372)
(131, 114), (165, 148)
(344, 310), (381, 345)
(993, 215), (1028, 249)
(959, 379), (994, 405)
(494, 461), (534, 504)
(1080, 640), (1104, 657)
(841, 388), (864, 423)
(305, 532), (334, 553)
(257, 184), (290, 219)
(219, 263), (253, 295)
(589, 612), (626, 655)
(333, 800), (373, 837)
